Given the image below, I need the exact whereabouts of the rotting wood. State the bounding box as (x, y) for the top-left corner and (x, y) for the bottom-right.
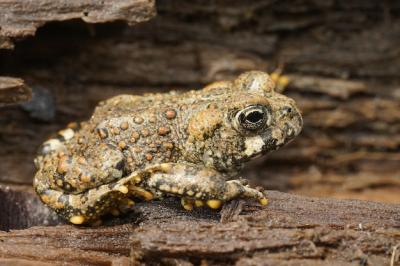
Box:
(0, 189), (398, 265)
(0, 77), (31, 105)
(0, 184), (59, 231)
(0, 1), (399, 265)
(0, 0), (156, 49)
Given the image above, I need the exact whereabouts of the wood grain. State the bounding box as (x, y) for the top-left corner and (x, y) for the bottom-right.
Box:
(0, 0), (156, 49)
(0, 77), (31, 105)
(0, 187), (398, 265)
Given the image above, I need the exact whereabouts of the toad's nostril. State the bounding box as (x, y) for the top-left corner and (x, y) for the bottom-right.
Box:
(282, 106), (293, 115)
(281, 106), (294, 117)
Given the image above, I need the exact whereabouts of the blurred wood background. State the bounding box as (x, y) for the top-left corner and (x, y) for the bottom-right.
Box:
(0, 0), (399, 265)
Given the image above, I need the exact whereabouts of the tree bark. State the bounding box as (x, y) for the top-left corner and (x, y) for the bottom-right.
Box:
(0, 77), (31, 105)
(0, 0), (399, 265)
(0, 0), (156, 49)
(0, 186), (399, 265)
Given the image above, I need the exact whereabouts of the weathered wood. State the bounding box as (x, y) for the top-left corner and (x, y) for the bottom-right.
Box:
(0, 77), (31, 105)
(0, 0), (156, 49)
(0, 189), (399, 265)
(0, 1), (399, 265)
(0, 0), (399, 200)
(0, 184), (60, 231)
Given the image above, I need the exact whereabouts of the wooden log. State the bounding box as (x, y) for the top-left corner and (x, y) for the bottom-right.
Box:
(0, 1), (399, 264)
(0, 0), (156, 49)
(0, 188), (399, 265)
(0, 77), (31, 105)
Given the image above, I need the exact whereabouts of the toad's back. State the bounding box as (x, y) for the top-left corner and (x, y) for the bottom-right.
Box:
(33, 86), (233, 195)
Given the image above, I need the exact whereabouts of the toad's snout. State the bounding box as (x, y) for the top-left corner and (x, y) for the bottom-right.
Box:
(280, 105), (303, 141)
(258, 105), (302, 153)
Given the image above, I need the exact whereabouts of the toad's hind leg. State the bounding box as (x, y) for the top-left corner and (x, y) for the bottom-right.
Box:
(35, 172), (144, 224)
(142, 163), (267, 210)
(37, 187), (123, 225)
(34, 142), (126, 195)
(34, 141), (134, 224)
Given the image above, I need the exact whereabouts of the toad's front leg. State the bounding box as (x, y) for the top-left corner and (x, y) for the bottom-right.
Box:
(143, 163), (268, 210)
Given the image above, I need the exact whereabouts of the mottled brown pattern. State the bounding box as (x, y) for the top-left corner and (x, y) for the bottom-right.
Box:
(33, 71), (302, 224)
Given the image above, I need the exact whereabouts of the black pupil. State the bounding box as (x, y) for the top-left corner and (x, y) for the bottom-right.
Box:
(246, 110), (264, 123)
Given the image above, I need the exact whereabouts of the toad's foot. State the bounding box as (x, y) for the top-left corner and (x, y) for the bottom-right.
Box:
(142, 163), (268, 210)
(34, 169), (155, 225)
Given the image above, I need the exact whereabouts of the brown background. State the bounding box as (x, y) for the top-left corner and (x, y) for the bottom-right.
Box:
(0, 0), (399, 265)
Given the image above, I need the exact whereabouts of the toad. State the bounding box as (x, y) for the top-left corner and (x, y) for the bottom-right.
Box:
(33, 71), (302, 225)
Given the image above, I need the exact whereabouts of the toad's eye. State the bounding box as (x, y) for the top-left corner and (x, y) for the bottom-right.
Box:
(235, 105), (271, 131)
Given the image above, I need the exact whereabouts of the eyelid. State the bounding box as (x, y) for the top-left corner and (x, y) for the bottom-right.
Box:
(244, 108), (263, 117)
